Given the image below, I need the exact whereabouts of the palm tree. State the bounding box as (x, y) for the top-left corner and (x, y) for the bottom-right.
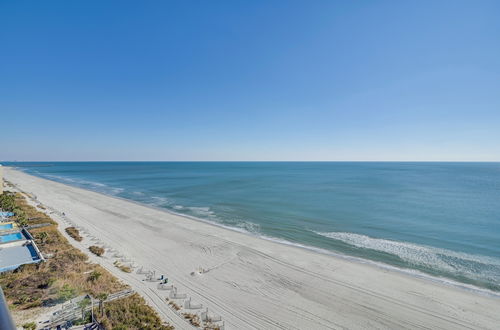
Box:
(17, 217), (28, 228)
(13, 207), (25, 219)
(96, 293), (108, 316)
(78, 297), (91, 321)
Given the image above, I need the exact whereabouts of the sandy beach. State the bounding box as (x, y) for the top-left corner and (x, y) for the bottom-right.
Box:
(4, 167), (500, 330)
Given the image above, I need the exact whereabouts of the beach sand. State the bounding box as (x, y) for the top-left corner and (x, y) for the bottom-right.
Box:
(5, 168), (500, 329)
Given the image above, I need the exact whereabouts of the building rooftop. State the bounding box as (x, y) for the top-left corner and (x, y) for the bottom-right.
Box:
(0, 237), (43, 273)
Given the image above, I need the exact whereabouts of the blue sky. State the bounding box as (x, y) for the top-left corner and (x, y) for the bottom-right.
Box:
(1, 1), (499, 161)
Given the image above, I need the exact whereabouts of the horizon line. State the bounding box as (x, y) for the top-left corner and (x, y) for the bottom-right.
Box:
(2, 160), (500, 163)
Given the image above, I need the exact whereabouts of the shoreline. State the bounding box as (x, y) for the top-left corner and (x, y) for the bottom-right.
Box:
(11, 167), (500, 298)
(5, 167), (500, 329)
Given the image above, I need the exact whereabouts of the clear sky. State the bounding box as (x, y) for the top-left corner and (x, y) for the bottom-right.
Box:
(1, 1), (499, 161)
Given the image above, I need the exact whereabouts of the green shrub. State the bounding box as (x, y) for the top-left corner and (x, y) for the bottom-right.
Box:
(97, 294), (173, 329)
(22, 322), (36, 330)
(0, 192), (16, 211)
(58, 284), (77, 302)
(88, 271), (102, 282)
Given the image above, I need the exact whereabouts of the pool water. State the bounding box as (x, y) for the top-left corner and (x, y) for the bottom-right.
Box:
(0, 223), (14, 230)
(27, 244), (40, 260)
(0, 232), (23, 243)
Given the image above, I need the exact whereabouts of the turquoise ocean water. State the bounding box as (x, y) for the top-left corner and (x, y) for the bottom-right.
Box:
(7, 162), (500, 292)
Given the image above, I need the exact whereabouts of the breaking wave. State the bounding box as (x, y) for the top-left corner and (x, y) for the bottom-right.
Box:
(315, 231), (500, 287)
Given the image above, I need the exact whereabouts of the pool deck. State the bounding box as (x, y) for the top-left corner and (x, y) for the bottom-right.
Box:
(0, 228), (44, 273)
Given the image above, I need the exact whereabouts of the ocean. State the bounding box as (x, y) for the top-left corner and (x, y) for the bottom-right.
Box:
(7, 162), (500, 292)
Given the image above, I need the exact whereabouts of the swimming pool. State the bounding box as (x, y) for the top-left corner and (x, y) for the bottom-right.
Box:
(0, 232), (23, 243)
(0, 223), (14, 230)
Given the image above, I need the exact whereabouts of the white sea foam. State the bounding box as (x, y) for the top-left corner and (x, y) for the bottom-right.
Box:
(244, 232), (499, 298)
(235, 221), (261, 234)
(187, 206), (215, 217)
(315, 231), (500, 285)
(150, 196), (170, 207)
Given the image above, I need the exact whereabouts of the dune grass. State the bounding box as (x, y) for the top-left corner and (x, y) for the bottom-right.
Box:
(182, 312), (201, 327)
(89, 245), (105, 256)
(113, 260), (132, 273)
(96, 293), (173, 330)
(65, 226), (83, 241)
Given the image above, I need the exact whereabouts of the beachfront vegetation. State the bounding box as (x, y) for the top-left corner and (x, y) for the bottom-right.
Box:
(113, 260), (132, 273)
(182, 312), (201, 327)
(65, 226), (83, 241)
(167, 300), (181, 311)
(89, 245), (105, 256)
(79, 297), (91, 320)
(0, 191), (16, 211)
(0, 191), (173, 329)
(95, 293), (174, 330)
(96, 292), (108, 315)
(57, 283), (77, 301)
(22, 322), (36, 330)
(0, 193), (124, 310)
(0, 192), (29, 228)
(88, 270), (102, 282)
(36, 231), (49, 245)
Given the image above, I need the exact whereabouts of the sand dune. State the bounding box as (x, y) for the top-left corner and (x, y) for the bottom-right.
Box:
(5, 168), (500, 329)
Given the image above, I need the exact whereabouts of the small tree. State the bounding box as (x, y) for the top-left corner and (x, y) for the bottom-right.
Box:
(13, 206), (24, 216)
(88, 270), (102, 282)
(22, 322), (36, 330)
(78, 297), (91, 321)
(0, 193), (15, 211)
(37, 231), (49, 244)
(57, 284), (77, 302)
(14, 208), (28, 227)
(17, 217), (28, 227)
